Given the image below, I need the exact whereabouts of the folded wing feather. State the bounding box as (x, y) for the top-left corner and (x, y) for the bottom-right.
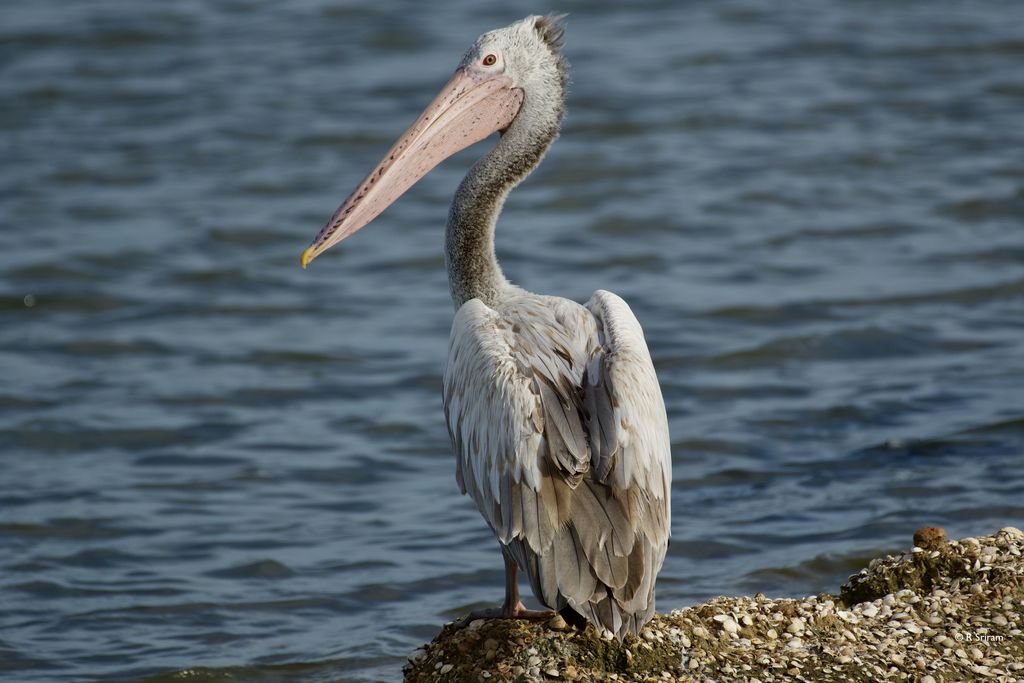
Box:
(444, 290), (671, 638)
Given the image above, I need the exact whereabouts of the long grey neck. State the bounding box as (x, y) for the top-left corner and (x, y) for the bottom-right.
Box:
(445, 96), (563, 309)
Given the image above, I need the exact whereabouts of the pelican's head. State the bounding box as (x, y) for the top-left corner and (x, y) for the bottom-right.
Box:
(459, 14), (568, 113)
(301, 14), (568, 267)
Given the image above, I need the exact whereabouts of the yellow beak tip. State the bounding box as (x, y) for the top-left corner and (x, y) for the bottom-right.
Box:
(300, 247), (316, 269)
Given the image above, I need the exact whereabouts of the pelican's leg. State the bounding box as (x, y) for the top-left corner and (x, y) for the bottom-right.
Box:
(454, 547), (555, 626)
(498, 548), (553, 618)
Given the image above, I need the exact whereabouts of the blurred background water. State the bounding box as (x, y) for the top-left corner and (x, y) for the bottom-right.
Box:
(2, 0), (1023, 681)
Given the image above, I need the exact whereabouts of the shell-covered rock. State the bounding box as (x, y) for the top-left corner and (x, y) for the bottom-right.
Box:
(404, 527), (1024, 682)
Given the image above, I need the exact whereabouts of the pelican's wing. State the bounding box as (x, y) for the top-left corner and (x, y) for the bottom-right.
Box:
(577, 289), (672, 633)
(583, 290), (672, 525)
(445, 298), (589, 555)
(444, 294), (671, 638)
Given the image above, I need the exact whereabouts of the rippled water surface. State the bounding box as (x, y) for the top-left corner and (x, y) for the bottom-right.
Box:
(3, 1), (1024, 681)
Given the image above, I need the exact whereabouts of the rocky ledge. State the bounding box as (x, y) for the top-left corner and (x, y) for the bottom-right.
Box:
(404, 527), (1024, 682)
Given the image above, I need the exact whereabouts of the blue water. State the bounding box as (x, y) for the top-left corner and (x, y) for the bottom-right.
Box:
(2, 1), (1023, 681)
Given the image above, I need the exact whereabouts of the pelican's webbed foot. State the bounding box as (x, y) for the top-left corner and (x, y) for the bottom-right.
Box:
(453, 601), (555, 628)
(453, 548), (555, 628)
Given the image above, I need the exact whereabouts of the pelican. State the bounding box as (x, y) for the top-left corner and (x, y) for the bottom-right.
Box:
(301, 15), (671, 638)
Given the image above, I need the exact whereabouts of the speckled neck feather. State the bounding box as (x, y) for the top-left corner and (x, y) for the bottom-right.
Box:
(445, 21), (567, 309)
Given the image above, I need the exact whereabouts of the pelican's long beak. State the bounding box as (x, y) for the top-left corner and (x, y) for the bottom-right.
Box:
(301, 68), (524, 267)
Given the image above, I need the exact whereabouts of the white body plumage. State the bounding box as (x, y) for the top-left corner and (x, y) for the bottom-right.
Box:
(445, 289), (671, 637)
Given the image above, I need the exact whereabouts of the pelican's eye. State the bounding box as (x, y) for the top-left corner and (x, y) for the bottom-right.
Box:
(482, 54), (497, 66)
